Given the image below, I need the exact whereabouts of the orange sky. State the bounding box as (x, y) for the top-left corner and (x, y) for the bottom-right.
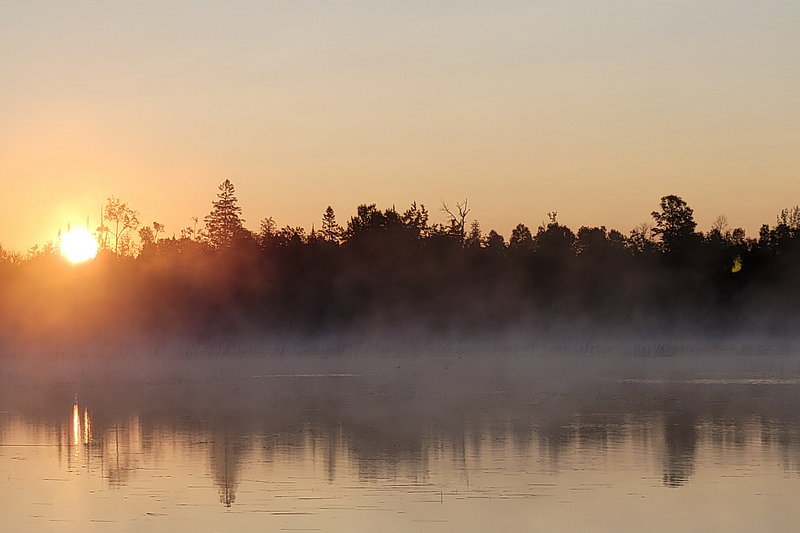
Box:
(1, 1), (798, 251)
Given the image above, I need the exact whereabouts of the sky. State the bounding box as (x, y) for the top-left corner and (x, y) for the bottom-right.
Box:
(1, 0), (798, 251)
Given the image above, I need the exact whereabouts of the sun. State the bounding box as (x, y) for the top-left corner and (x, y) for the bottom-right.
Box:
(62, 227), (99, 263)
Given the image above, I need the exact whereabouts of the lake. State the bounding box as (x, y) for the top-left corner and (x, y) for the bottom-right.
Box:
(2, 344), (800, 532)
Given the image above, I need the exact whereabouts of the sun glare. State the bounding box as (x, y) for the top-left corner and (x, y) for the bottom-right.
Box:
(62, 226), (99, 263)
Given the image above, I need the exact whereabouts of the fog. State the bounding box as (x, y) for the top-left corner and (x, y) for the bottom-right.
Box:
(3, 196), (800, 348)
(5, 346), (800, 474)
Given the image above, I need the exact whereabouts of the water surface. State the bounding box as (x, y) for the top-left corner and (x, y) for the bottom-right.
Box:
(2, 348), (800, 532)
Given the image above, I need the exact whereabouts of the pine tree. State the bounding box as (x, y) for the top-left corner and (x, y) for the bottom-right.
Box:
(204, 179), (244, 249)
(321, 206), (342, 244)
(464, 220), (482, 248)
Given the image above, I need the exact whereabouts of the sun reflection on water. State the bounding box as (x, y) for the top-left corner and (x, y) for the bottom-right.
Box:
(3, 360), (800, 533)
(84, 407), (91, 444)
(72, 397), (92, 448)
(72, 397), (80, 447)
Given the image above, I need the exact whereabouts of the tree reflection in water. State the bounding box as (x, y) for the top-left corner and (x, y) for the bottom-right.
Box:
(3, 350), (800, 507)
(662, 411), (698, 487)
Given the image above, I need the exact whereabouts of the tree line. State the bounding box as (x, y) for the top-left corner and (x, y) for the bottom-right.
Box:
(1, 179), (800, 343)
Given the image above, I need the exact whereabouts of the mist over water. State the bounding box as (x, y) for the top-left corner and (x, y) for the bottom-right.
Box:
(3, 346), (800, 531)
(1, 2), (798, 527)
(4, 193), (800, 347)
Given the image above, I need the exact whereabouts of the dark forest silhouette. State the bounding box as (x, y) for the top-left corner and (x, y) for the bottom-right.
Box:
(2, 180), (800, 343)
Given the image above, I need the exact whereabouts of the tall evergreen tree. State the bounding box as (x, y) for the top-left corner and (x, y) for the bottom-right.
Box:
(321, 206), (342, 243)
(205, 179), (245, 249)
(464, 220), (482, 248)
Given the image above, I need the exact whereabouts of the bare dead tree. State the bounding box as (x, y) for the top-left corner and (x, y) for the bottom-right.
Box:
(441, 199), (470, 245)
(711, 215), (729, 234)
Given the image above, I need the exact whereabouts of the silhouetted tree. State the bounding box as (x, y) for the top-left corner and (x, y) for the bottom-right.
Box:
(6, 192), (800, 341)
(346, 204), (387, 239)
(138, 226), (155, 246)
(706, 215), (746, 250)
(629, 222), (655, 254)
(321, 206), (342, 244)
(0, 244), (21, 264)
(535, 213), (575, 258)
(711, 215), (729, 235)
(137, 221), (167, 256)
(464, 220), (482, 249)
(651, 195), (698, 255)
(204, 180), (245, 250)
(576, 226), (627, 257)
(509, 223), (534, 250)
(484, 230), (506, 251)
(402, 202), (430, 239)
(104, 196), (140, 255)
(440, 199), (470, 245)
(757, 205), (800, 262)
(276, 226), (306, 247)
(258, 217), (278, 249)
(777, 206), (800, 230)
